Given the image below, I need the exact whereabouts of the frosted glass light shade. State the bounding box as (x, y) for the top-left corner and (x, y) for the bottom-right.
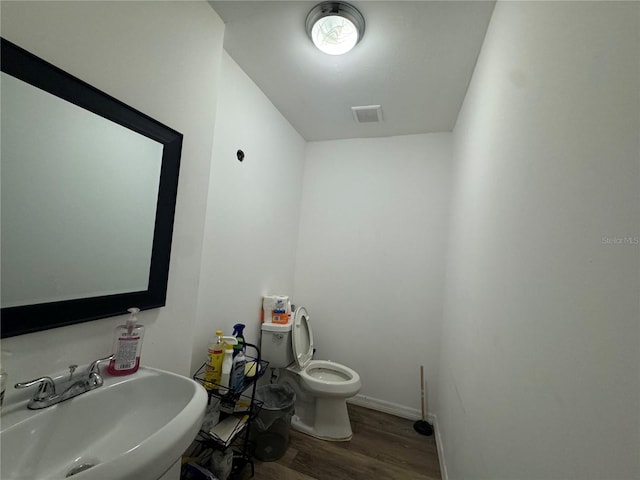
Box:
(306, 2), (365, 56)
(311, 15), (359, 55)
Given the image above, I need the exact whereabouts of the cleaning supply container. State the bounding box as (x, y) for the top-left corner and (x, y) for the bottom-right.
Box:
(251, 384), (296, 461)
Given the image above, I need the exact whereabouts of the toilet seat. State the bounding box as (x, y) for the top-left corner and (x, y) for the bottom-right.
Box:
(289, 307), (360, 396)
(292, 359), (361, 396)
(292, 307), (314, 369)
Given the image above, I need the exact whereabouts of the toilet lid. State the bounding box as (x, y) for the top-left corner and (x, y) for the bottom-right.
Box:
(292, 307), (314, 369)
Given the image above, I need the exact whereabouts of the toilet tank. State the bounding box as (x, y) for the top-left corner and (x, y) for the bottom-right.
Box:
(260, 322), (294, 368)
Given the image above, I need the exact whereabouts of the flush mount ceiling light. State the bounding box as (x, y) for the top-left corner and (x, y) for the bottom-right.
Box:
(306, 1), (365, 55)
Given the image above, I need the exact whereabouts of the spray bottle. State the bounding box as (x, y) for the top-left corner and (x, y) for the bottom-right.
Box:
(232, 323), (245, 358)
(231, 344), (247, 391)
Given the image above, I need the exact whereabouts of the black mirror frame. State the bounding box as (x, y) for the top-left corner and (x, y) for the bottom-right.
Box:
(1, 38), (183, 338)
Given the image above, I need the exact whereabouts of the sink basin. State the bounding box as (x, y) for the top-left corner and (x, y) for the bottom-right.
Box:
(1, 366), (207, 480)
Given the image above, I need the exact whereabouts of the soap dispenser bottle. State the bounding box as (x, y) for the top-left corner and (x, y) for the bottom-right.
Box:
(108, 307), (145, 376)
(0, 350), (10, 410)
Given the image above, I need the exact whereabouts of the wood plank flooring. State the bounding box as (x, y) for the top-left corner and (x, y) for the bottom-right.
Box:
(238, 404), (441, 480)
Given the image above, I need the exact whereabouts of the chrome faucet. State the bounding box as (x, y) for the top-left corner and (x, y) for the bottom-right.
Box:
(15, 354), (114, 410)
(87, 355), (112, 388)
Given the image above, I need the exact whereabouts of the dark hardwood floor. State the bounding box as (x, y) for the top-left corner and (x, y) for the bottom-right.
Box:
(240, 404), (442, 480)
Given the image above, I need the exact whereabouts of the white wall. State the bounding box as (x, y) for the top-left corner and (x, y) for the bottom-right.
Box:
(437, 2), (640, 479)
(294, 134), (453, 414)
(191, 52), (306, 371)
(1, 1), (225, 396)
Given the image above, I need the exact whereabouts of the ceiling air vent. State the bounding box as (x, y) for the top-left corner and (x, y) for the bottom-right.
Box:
(351, 105), (383, 124)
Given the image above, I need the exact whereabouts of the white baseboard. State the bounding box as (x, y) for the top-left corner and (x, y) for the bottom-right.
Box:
(347, 394), (447, 480)
(431, 413), (448, 480)
(348, 393), (428, 421)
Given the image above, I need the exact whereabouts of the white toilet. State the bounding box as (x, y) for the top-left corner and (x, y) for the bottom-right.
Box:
(260, 306), (361, 441)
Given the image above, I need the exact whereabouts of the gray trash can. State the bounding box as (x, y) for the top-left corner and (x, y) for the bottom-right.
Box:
(251, 384), (296, 462)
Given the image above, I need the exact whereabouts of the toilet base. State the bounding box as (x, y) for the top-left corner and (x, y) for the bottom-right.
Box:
(291, 396), (353, 442)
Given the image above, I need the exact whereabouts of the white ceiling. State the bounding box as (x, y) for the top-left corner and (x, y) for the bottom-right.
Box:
(209, 1), (495, 141)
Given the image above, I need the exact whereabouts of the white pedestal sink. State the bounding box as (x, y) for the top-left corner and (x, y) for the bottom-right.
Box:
(1, 366), (207, 480)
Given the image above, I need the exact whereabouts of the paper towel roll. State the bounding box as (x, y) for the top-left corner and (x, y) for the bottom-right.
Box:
(262, 295), (290, 324)
(262, 295), (277, 323)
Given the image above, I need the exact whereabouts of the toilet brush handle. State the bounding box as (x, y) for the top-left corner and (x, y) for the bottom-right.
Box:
(419, 365), (425, 421)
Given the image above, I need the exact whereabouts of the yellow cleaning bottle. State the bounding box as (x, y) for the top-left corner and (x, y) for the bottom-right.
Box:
(204, 331), (224, 390)
(204, 332), (238, 390)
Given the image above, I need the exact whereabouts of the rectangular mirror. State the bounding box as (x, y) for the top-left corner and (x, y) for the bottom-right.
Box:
(1, 38), (183, 338)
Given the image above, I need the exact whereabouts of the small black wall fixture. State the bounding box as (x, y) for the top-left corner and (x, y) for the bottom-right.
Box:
(237, 149), (245, 162)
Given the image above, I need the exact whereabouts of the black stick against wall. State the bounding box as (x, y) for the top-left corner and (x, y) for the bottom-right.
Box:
(414, 365), (434, 436)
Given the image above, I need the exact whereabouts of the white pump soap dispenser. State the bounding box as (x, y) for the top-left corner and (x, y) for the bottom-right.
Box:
(108, 307), (145, 376)
(0, 350), (11, 409)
